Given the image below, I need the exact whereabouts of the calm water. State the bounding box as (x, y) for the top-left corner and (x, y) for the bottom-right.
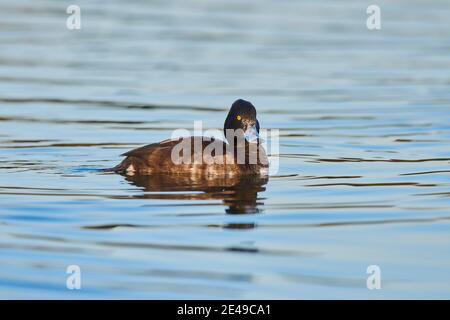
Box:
(1, 0), (450, 299)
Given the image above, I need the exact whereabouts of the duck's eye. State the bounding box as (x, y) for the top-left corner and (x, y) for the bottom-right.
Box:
(236, 115), (242, 121)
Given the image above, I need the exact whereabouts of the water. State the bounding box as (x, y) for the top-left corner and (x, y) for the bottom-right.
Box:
(1, 0), (450, 299)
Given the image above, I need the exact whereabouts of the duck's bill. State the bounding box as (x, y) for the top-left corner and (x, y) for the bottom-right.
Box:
(244, 124), (259, 143)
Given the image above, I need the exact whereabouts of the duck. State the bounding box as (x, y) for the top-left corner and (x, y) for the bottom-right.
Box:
(112, 99), (269, 176)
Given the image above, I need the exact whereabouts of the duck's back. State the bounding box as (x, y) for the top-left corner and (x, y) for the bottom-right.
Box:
(113, 136), (268, 175)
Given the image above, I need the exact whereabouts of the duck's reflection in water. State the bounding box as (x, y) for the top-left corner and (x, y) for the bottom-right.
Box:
(122, 173), (268, 215)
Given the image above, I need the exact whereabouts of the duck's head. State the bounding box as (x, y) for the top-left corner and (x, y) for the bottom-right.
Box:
(224, 99), (260, 145)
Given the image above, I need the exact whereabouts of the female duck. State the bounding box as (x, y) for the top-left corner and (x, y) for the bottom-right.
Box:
(113, 99), (268, 175)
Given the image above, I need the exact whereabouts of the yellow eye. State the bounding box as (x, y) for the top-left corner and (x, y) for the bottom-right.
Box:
(236, 115), (242, 121)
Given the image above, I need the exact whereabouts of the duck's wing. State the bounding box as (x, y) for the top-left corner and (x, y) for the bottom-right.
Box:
(121, 137), (226, 159)
(115, 136), (229, 174)
(114, 139), (183, 173)
(121, 138), (179, 159)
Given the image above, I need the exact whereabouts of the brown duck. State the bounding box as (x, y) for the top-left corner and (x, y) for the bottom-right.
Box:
(113, 99), (269, 176)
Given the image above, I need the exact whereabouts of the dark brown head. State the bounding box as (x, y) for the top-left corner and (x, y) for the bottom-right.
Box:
(224, 99), (260, 145)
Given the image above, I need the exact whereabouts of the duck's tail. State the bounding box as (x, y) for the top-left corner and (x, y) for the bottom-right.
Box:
(105, 157), (142, 174)
(103, 159), (128, 173)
